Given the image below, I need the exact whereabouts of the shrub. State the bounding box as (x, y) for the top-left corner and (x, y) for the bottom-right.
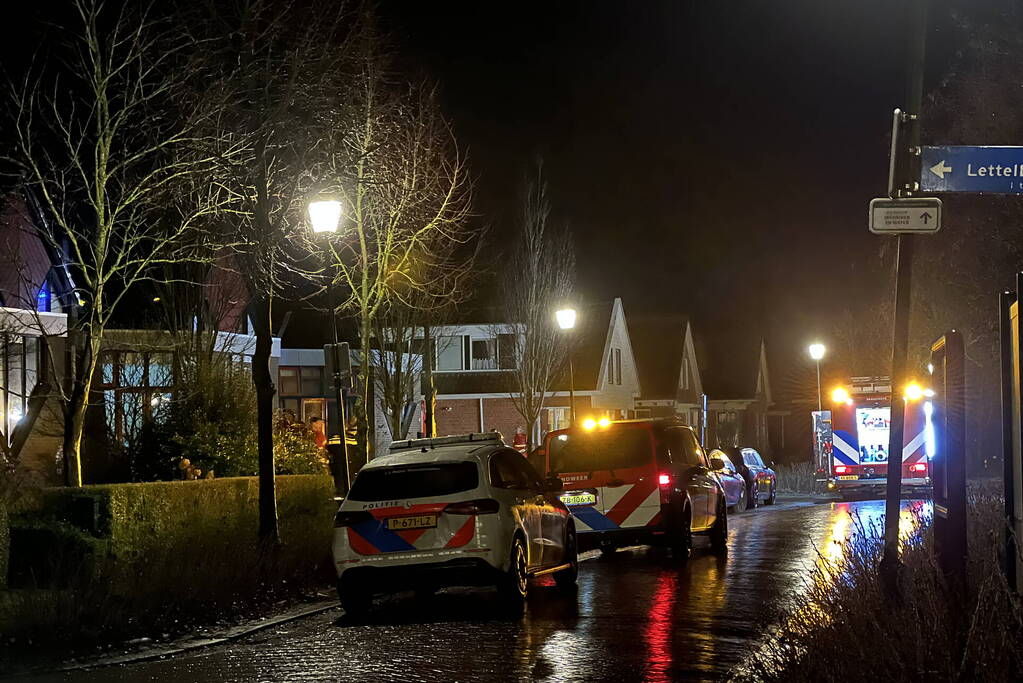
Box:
(774, 460), (817, 494)
(2, 475), (336, 646)
(731, 480), (1023, 682)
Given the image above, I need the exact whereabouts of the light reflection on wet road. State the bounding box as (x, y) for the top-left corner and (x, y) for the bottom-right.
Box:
(35, 499), (929, 683)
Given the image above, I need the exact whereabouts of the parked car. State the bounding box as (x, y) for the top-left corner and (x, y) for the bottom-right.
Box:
(543, 419), (728, 560)
(708, 448), (748, 512)
(721, 446), (777, 507)
(332, 432), (578, 616)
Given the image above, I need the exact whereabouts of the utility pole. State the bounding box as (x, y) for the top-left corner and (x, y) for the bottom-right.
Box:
(881, 0), (928, 585)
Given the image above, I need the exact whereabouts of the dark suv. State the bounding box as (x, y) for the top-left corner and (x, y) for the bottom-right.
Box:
(543, 419), (727, 559)
(721, 446), (777, 507)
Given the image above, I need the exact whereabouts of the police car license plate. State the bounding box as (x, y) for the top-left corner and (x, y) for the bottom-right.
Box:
(837, 475), (859, 480)
(386, 515), (437, 530)
(560, 492), (597, 506)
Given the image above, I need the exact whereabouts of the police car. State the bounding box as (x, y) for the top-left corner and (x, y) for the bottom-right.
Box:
(332, 432), (578, 615)
(543, 419), (728, 559)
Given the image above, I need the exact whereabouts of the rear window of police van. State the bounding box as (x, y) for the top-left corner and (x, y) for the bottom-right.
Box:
(348, 462), (479, 501)
(548, 427), (654, 474)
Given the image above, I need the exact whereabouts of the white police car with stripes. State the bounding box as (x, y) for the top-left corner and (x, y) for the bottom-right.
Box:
(332, 432), (578, 615)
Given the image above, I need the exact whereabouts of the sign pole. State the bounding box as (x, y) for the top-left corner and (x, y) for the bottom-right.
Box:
(881, 0), (928, 586)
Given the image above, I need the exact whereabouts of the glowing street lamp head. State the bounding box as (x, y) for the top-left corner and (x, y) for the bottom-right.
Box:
(555, 308), (577, 330)
(308, 199), (343, 234)
(808, 343), (826, 361)
(831, 387), (850, 404)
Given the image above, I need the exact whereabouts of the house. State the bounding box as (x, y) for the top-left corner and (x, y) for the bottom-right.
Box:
(0, 189), (75, 485)
(698, 337), (776, 456)
(628, 314), (704, 428)
(428, 297), (642, 445)
(276, 345), (423, 457)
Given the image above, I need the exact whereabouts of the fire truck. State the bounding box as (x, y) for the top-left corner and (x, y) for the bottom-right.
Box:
(812, 376), (933, 498)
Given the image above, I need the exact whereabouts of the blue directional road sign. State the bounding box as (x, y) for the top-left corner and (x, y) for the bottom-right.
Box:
(921, 146), (1023, 193)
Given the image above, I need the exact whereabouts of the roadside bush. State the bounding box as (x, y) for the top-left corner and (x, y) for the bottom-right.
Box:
(731, 480), (1023, 682)
(774, 461), (817, 494)
(1, 475), (336, 647)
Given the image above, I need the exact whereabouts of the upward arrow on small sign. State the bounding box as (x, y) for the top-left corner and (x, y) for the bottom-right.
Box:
(869, 198), (942, 234)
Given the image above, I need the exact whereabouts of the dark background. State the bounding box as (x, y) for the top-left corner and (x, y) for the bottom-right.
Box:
(376, 0), (968, 399)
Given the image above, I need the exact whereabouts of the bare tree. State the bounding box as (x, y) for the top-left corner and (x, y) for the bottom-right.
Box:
(316, 40), (475, 459)
(174, 0), (360, 539)
(4, 1), (232, 486)
(502, 165), (575, 452)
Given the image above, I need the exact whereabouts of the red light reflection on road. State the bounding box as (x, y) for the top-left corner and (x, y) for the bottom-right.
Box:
(643, 571), (678, 682)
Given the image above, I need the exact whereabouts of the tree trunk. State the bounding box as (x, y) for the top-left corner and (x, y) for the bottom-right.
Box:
(423, 323), (435, 437)
(251, 293), (279, 544)
(62, 327), (100, 487)
(357, 318), (374, 462)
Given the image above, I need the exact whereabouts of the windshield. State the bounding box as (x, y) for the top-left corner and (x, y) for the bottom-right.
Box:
(347, 462), (479, 502)
(548, 427), (654, 473)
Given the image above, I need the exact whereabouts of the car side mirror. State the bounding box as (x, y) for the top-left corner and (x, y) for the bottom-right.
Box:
(710, 457), (725, 471)
(543, 475), (564, 492)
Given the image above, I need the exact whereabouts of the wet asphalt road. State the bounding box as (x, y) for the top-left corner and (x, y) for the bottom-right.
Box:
(32, 499), (923, 683)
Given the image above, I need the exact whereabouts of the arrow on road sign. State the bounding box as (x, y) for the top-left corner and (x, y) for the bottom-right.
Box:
(869, 197), (942, 234)
(929, 160), (952, 179)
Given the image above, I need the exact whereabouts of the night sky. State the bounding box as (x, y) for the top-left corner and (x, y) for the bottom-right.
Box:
(0, 1), (977, 399)
(377, 0), (967, 396)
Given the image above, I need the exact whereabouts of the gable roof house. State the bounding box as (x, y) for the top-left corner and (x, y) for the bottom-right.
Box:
(628, 314), (704, 428)
(698, 336), (777, 456)
(428, 297), (642, 446)
(0, 189), (75, 485)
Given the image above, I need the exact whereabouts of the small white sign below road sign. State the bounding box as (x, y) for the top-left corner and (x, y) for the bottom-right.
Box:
(868, 197), (942, 234)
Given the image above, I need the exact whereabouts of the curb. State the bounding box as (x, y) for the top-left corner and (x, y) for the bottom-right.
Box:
(6, 600), (340, 678)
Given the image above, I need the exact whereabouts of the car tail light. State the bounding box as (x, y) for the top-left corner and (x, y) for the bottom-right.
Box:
(909, 462), (927, 474)
(833, 465), (850, 475)
(658, 473), (672, 487)
(444, 499), (500, 515)
(333, 510), (373, 528)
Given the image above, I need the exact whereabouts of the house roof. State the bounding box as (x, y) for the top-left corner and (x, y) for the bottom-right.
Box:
(628, 314), (689, 400)
(696, 332), (763, 400)
(0, 191), (72, 310)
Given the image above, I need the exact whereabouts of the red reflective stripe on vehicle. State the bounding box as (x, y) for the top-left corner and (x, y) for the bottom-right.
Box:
(347, 528), (380, 555)
(605, 480), (656, 526)
(646, 511), (662, 527)
(444, 516), (476, 548)
(395, 528), (431, 545)
(366, 503), (448, 519)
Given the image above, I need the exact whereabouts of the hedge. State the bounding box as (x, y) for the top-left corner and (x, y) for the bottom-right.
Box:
(0, 500), (8, 590)
(7, 475), (337, 600)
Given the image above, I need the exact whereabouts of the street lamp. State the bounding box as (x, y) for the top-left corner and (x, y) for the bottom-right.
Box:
(556, 307), (577, 427)
(308, 196), (351, 491)
(808, 342), (826, 412)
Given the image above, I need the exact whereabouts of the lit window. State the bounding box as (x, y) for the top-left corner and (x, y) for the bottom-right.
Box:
(36, 280), (51, 313)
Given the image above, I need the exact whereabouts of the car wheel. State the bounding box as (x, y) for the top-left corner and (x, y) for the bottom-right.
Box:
(732, 486), (747, 513)
(669, 506), (692, 561)
(710, 501), (728, 554)
(747, 483), (758, 509)
(765, 482), (777, 505)
(553, 527), (578, 589)
(338, 581), (371, 618)
(498, 535), (529, 609)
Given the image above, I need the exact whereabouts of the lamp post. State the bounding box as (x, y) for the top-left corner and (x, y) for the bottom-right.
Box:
(556, 308), (577, 427)
(308, 197), (351, 491)
(808, 342), (826, 412)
